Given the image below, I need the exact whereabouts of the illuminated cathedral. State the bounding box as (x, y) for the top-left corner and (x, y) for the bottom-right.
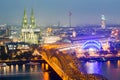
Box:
(20, 9), (41, 44)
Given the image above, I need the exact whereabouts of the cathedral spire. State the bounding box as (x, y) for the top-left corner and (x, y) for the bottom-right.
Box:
(24, 9), (27, 18)
(30, 8), (36, 28)
(31, 8), (34, 17)
(22, 9), (28, 29)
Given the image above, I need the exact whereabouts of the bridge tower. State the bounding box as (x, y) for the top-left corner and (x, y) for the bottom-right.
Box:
(101, 15), (106, 29)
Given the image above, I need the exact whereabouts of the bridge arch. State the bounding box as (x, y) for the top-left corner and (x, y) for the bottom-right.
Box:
(82, 40), (102, 51)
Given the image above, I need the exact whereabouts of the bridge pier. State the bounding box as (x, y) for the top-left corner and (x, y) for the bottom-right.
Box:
(63, 75), (69, 80)
(41, 63), (49, 71)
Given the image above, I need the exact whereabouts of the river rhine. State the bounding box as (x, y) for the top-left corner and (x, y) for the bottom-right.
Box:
(0, 60), (120, 80)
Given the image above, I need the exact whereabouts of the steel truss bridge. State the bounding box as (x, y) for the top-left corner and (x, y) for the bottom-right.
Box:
(34, 43), (107, 80)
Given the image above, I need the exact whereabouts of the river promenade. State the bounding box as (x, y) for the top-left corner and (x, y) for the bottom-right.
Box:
(79, 55), (120, 62)
(1, 53), (120, 64)
(0, 59), (45, 64)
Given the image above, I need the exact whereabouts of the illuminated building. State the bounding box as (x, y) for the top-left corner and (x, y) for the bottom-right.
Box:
(82, 40), (102, 51)
(43, 36), (61, 44)
(111, 28), (120, 40)
(101, 15), (106, 29)
(72, 31), (76, 37)
(46, 27), (52, 36)
(5, 42), (30, 58)
(0, 24), (10, 37)
(20, 9), (40, 44)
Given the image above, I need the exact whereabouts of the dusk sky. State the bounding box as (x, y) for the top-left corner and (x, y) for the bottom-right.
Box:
(0, 0), (120, 26)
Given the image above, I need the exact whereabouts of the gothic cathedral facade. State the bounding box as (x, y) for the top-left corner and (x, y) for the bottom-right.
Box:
(20, 9), (40, 44)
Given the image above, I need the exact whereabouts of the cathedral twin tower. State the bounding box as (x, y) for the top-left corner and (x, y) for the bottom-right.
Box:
(22, 9), (36, 29)
(20, 9), (40, 44)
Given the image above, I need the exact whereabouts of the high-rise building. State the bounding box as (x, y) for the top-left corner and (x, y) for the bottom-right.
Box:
(101, 15), (106, 29)
(20, 9), (40, 44)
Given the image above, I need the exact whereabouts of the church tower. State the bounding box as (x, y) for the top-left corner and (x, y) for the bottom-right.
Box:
(20, 9), (28, 42)
(30, 9), (36, 28)
(22, 9), (28, 29)
(101, 15), (106, 29)
(20, 9), (41, 44)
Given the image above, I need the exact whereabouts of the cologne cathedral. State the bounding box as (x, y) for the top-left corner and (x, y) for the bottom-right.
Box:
(20, 9), (40, 44)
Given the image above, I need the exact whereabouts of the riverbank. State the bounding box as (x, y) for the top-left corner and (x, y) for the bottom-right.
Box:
(1, 55), (120, 65)
(0, 59), (46, 65)
(79, 56), (120, 62)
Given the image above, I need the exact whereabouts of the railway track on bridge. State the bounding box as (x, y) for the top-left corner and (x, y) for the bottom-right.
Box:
(34, 45), (108, 80)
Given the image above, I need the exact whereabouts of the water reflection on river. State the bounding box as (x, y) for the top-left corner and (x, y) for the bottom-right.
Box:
(0, 62), (61, 80)
(80, 60), (120, 80)
(0, 60), (120, 80)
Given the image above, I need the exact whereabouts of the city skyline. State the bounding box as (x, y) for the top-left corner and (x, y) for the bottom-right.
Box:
(0, 0), (120, 26)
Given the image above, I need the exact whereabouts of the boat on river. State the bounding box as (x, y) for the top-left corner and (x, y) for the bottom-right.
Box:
(26, 62), (40, 65)
(0, 63), (7, 67)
